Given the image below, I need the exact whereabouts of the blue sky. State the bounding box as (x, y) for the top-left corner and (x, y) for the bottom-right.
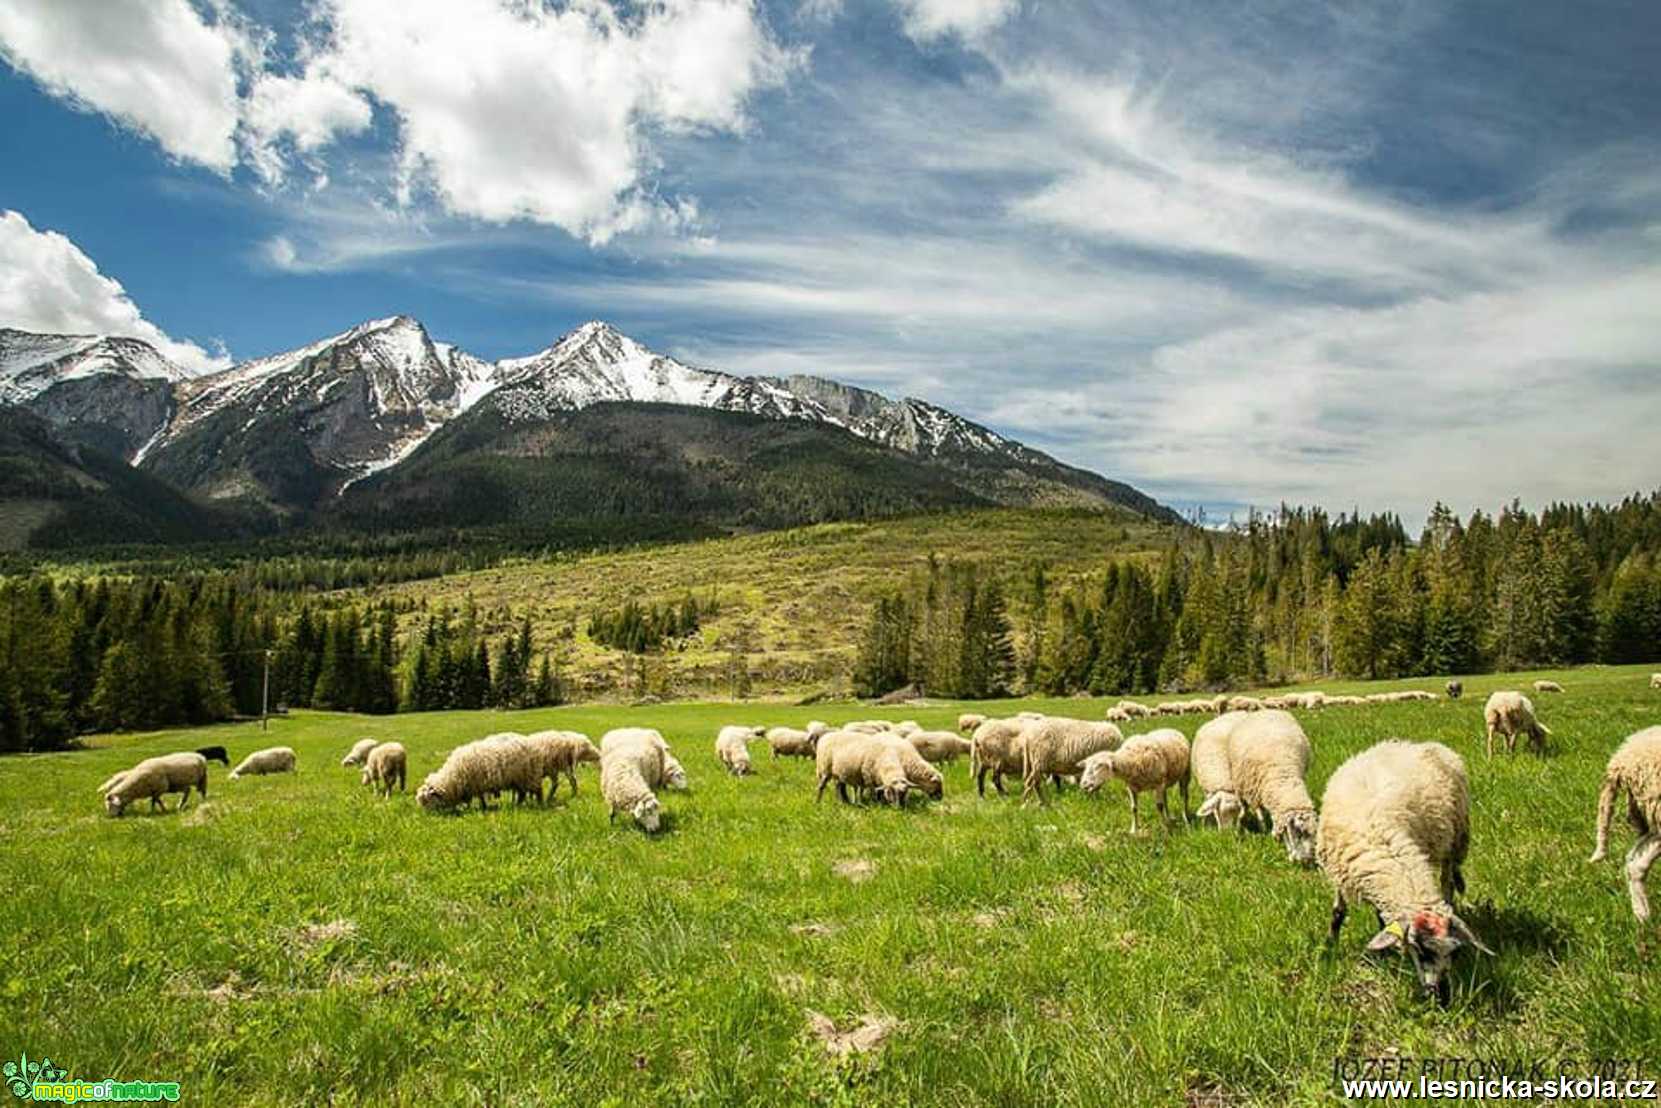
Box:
(2, 0), (1658, 526)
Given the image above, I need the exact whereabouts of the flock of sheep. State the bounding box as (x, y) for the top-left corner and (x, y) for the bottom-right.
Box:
(92, 672), (1661, 1005)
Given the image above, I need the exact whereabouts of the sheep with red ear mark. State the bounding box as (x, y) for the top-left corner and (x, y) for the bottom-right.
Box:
(1317, 740), (1491, 1006)
(1483, 691), (1551, 758)
(1589, 726), (1661, 923)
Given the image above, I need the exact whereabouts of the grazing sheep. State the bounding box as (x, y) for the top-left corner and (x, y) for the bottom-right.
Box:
(969, 718), (1027, 797)
(1192, 712), (1246, 830)
(524, 730), (600, 801)
(1533, 679), (1565, 694)
(361, 742), (407, 797)
(1194, 710), (1317, 865)
(1446, 680), (1463, 700)
(1483, 691), (1551, 758)
(884, 734), (944, 799)
(957, 712), (987, 734)
(766, 722), (827, 759)
(1589, 726), (1661, 923)
(1116, 700), (1154, 719)
(905, 730), (973, 763)
(417, 734), (540, 812)
(1295, 692), (1328, 709)
(893, 721), (922, 737)
(228, 746), (297, 779)
(1260, 696), (1293, 711)
(195, 745), (229, 766)
(716, 725), (763, 776)
(1153, 701), (1186, 717)
(1226, 696), (1264, 713)
(1325, 695), (1368, 707)
(1104, 707), (1131, 723)
(1020, 717), (1124, 803)
(815, 731), (911, 807)
(342, 739), (378, 767)
(1080, 729), (1191, 833)
(599, 730), (665, 831)
(102, 752), (208, 817)
(842, 720), (892, 734)
(1317, 740), (1490, 1005)
(662, 751), (690, 791)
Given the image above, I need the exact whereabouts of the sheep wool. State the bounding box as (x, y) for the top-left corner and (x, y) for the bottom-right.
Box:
(599, 730), (665, 831)
(342, 739), (378, 767)
(716, 726), (762, 776)
(228, 746), (297, 779)
(1317, 740), (1489, 1005)
(765, 726), (820, 759)
(1229, 710), (1317, 866)
(905, 730), (973, 764)
(103, 752), (208, 817)
(524, 730), (601, 801)
(361, 742), (407, 797)
(417, 734), (540, 812)
(1020, 717), (1124, 803)
(1588, 726), (1661, 923)
(1533, 680), (1565, 694)
(958, 713), (988, 734)
(1080, 729), (1191, 833)
(815, 732), (910, 807)
(1483, 691), (1551, 758)
(969, 718), (1028, 797)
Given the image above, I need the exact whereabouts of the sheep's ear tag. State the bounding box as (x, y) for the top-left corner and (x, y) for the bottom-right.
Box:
(1368, 922), (1406, 952)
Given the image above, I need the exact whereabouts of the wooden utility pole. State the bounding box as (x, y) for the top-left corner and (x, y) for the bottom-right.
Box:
(262, 649), (273, 731)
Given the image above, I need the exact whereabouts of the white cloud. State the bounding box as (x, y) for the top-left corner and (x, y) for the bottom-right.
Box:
(892, 0), (1018, 41)
(0, 210), (229, 372)
(241, 63), (374, 185)
(0, 0), (249, 172)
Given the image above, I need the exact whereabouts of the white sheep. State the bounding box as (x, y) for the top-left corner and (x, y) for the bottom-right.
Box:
(1483, 691), (1550, 758)
(599, 729), (665, 831)
(341, 738), (378, 767)
(958, 712), (988, 734)
(1080, 729), (1190, 833)
(1317, 740), (1491, 1005)
(815, 731), (911, 807)
(417, 734), (540, 812)
(1226, 696), (1264, 712)
(524, 730), (601, 801)
(1194, 710), (1317, 865)
(883, 734), (943, 799)
(766, 721), (829, 758)
(361, 742), (407, 797)
(716, 725), (763, 776)
(905, 730), (973, 763)
(102, 752), (208, 816)
(1589, 726), (1661, 923)
(893, 720), (922, 737)
(1533, 679), (1564, 694)
(1115, 700), (1153, 719)
(969, 718), (1027, 797)
(1020, 717), (1124, 803)
(1651, 673), (1661, 690)
(1104, 707), (1131, 723)
(228, 746), (297, 779)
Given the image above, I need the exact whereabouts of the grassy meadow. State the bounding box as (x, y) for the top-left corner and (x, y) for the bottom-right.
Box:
(1, 665), (1658, 1105)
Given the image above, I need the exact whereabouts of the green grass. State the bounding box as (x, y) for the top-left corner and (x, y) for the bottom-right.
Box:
(354, 506), (1173, 698)
(2, 665), (1658, 1105)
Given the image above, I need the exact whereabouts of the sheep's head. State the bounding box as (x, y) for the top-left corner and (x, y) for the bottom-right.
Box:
(633, 795), (662, 833)
(577, 743), (601, 765)
(1368, 910), (1492, 1006)
(1079, 753), (1115, 794)
(415, 780), (449, 812)
(1273, 809), (1319, 867)
(1197, 790), (1243, 829)
(663, 759), (689, 791)
(916, 772), (943, 799)
(104, 791), (127, 817)
(877, 781), (910, 808)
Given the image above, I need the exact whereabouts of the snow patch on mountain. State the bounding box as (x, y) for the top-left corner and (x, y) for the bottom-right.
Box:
(0, 328), (198, 404)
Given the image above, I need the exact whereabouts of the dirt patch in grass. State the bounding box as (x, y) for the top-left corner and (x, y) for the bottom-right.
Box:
(806, 1011), (898, 1057)
(832, 858), (877, 883)
(291, 918), (358, 952)
(181, 802), (223, 827)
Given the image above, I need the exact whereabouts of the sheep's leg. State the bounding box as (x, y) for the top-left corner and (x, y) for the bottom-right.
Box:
(1177, 778), (1190, 826)
(1327, 892), (1347, 942)
(1051, 773), (1065, 794)
(1127, 790), (1139, 835)
(815, 774), (830, 803)
(835, 780), (851, 805)
(1485, 723), (1496, 759)
(1506, 730), (1517, 754)
(1626, 834), (1661, 924)
(975, 767), (988, 797)
(567, 769), (579, 795)
(1154, 787), (1169, 829)
(992, 771), (1007, 796)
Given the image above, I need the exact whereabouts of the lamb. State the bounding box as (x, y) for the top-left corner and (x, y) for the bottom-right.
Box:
(1080, 729), (1190, 833)
(969, 718), (1027, 797)
(1193, 710), (1318, 865)
(957, 712), (988, 734)
(1446, 680), (1463, 700)
(1483, 691), (1551, 758)
(417, 734), (541, 812)
(102, 752), (208, 816)
(342, 739), (379, 767)
(1020, 717), (1124, 803)
(599, 729), (666, 831)
(361, 742), (407, 797)
(524, 730), (600, 801)
(815, 731), (911, 807)
(1317, 740), (1491, 1005)
(1533, 679), (1565, 694)
(228, 746), (297, 779)
(1588, 726), (1661, 923)
(195, 745), (229, 766)
(905, 730), (973, 763)
(766, 721), (828, 759)
(716, 725), (763, 776)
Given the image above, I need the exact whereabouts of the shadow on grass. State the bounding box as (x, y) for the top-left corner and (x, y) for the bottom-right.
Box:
(1462, 898), (1570, 957)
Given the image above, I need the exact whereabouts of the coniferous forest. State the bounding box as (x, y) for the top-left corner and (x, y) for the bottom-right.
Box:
(3, 493), (1659, 751)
